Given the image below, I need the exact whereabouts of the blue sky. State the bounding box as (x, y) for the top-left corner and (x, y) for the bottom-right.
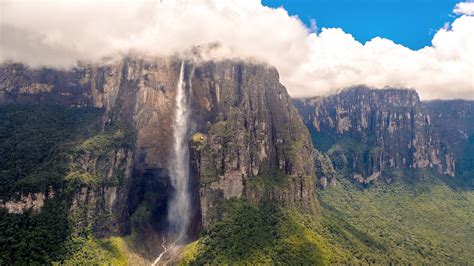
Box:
(262, 0), (461, 50)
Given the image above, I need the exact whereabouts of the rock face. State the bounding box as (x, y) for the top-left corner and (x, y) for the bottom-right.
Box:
(422, 100), (474, 157)
(423, 100), (474, 183)
(314, 151), (337, 189)
(0, 189), (53, 214)
(0, 62), (123, 109)
(68, 145), (135, 237)
(0, 57), (317, 235)
(187, 62), (317, 227)
(294, 86), (456, 184)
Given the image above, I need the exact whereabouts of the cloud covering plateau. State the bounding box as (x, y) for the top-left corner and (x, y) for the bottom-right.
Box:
(0, 0), (473, 99)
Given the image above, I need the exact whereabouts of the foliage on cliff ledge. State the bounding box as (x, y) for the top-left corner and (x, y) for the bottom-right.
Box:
(0, 104), (102, 195)
(180, 199), (329, 264)
(0, 104), (136, 194)
(0, 104), (136, 264)
(1, 199), (127, 265)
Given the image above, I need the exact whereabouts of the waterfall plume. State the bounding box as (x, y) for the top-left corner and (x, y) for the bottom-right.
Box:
(167, 61), (191, 241)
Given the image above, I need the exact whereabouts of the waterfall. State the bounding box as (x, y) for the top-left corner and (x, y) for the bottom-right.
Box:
(152, 61), (191, 266)
(167, 61), (191, 241)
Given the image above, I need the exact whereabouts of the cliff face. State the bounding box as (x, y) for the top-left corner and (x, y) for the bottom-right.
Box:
(68, 140), (135, 237)
(294, 86), (455, 185)
(187, 62), (317, 227)
(0, 61), (139, 232)
(0, 57), (317, 236)
(0, 104), (136, 238)
(423, 100), (474, 183)
(422, 100), (474, 156)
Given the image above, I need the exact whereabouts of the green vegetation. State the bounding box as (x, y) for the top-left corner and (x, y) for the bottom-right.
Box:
(67, 125), (135, 189)
(246, 171), (286, 188)
(76, 127), (134, 155)
(0, 197), (128, 265)
(0, 200), (71, 264)
(0, 104), (102, 195)
(182, 174), (473, 265)
(0, 104), (136, 264)
(190, 132), (207, 151)
(0, 104), (135, 194)
(209, 121), (233, 144)
(181, 199), (329, 264)
(309, 126), (337, 152)
(317, 177), (474, 264)
(58, 236), (127, 265)
(190, 132), (219, 185)
(327, 137), (368, 171)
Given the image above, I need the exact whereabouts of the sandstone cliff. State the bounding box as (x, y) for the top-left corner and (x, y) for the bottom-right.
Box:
(0, 57), (317, 237)
(423, 100), (474, 184)
(187, 61), (317, 227)
(294, 86), (456, 185)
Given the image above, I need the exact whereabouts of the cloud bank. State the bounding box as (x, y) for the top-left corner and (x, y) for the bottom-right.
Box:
(0, 0), (473, 100)
(454, 1), (474, 15)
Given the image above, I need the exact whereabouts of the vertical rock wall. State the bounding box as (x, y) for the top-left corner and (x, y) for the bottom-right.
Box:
(295, 86), (456, 184)
(0, 57), (319, 234)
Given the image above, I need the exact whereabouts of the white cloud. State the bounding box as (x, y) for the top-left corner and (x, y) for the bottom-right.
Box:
(303, 15), (474, 100)
(454, 1), (474, 15)
(0, 0), (473, 100)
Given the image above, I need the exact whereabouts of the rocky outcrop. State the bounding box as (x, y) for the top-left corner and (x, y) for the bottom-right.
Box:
(314, 151), (337, 189)
(187, 62), (317, 227)
(294, 86), (455, 183)
(0, 62), (123, 109)
(423, 100), (474, 183)
(422, 100), (473, 157)
(68, 143), (135, 236)
(0, 187), (54, 214)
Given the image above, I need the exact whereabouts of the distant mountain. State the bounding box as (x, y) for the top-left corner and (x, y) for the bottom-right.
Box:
(294, 86), (473, 187)
(422, 100), (474, 184)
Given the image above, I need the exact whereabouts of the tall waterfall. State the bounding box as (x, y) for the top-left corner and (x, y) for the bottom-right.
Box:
(167, 61), (191, 241)
(152, 62), (191, 266)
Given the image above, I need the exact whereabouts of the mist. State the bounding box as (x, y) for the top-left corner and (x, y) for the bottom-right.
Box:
(0, 0), (473, 100)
